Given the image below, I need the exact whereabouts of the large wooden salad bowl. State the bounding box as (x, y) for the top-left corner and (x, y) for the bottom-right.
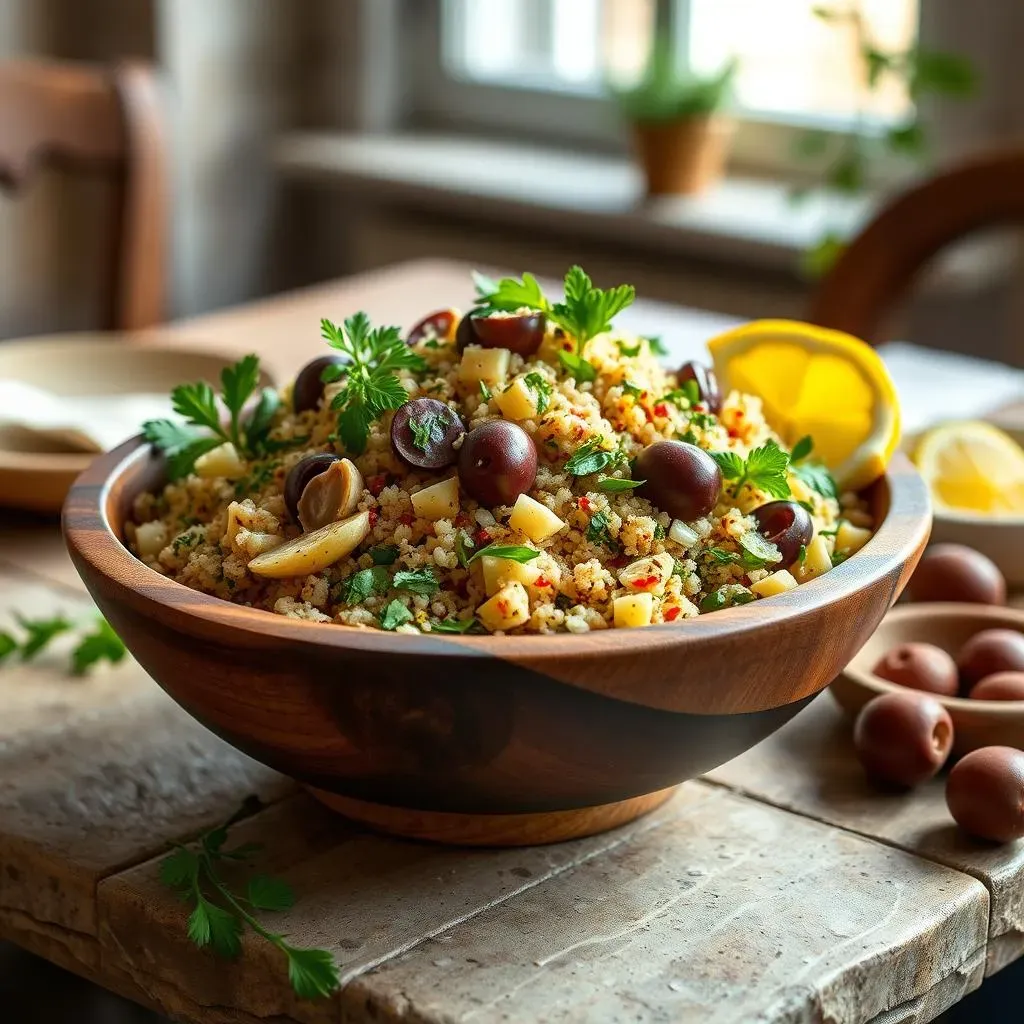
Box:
(64, 438), (931, 845)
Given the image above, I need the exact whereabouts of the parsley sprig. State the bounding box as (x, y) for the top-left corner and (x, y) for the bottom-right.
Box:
(710, 439), (792, 499)
(564, 438), (628, 477)
(0, 614), (126, 674)
(322, 314), (425, 455)
(143, 355), (281, 480)
(159, 800), (340, 1001)
(788, 435), (838, 499)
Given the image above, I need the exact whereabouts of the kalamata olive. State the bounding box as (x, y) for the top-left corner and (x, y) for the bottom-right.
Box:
(906, 544), (1006, 605)
(853, 691), (953, 788)
(872, 642), (959, 697)
(407, 308), (457, 346)
(957, 629), (1024, 688)
(456, 311), (545, 356)
(635, 441), (722, 523)
(751, 500), (814, 567)
(292, 355), (347, 414)
(284, 453), (340, 521)
(946, 746), (1024, 842)
(969, 672), (1024, 701)
(678, 361), (722, 414)
(390, 397), (466, 470)
(457, 420), (537, 507)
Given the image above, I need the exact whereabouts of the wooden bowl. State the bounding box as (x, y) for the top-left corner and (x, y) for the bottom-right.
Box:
(0, 334), (271, 514)
(831, 603), (1024, 753)
(63, 443), (931, 845)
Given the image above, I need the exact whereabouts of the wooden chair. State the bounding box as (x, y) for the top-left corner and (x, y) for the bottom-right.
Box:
(809, 148), (1024, 344)
(0, 59), (167, 331)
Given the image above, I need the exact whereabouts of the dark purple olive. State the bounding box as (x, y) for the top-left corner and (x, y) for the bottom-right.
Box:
(635, 441), (721, 522)
(456, 311), (545, 356)
(678, 361), (722, 414)
(284, 453), (340, 521)
(872, 642), (959, 697)
(958, 629), (1024, 689)
(407, 308), (457, 346)
(946, 746), (1024, 842)
(853, 691), (953, 789)
(293, 355), (346, 414)
(390, 398), (466, 470)
(751, 500), (814, 567)
(457, 420), (537, 507)
(906, 544), (1006, 605)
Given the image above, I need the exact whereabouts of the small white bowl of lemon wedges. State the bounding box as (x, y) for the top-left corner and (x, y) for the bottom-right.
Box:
(908, 420), (1024, 586)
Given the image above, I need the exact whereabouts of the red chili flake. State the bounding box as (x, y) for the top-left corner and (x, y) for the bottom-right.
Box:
(735, 411), (745, 419)
(367, 474), (389, 496)
(727, 427), (741, 439)
(664, 606), (682, 622)
(497, 600), (509, 615)
(368, 509), (379, 527)
(578, 496), (592, 512)
(399, 512), (414, 526)
(535, 576), (551, 588)
(694, 403), (706, 413)
(740, 574), (751, 586)
(653, 403), (669, 418)
(473, 528), (491, 546)
(636, 575), (659, 589)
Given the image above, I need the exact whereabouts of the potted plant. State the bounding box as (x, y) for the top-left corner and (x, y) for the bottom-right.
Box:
(612, 43), (738, 198)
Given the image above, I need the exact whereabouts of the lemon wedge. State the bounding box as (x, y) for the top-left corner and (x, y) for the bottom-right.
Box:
(914, 421), (1024, 516)
(707, 319), (901, 491)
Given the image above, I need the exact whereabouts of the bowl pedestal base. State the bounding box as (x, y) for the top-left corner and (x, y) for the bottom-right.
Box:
(306, 786), (678, 846)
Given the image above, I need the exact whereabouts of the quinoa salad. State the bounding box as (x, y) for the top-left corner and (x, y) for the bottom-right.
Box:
(129, 267), (875, 635)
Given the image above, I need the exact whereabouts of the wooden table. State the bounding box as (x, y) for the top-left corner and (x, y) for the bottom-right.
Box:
(2, 260), (1022, 1024)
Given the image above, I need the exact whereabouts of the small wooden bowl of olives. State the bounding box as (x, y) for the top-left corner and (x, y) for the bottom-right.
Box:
(833, 603), (1024, 754)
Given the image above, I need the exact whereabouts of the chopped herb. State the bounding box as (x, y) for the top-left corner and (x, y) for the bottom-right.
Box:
(323, 313), (425, 456)
(392, 568), (439, 595)
(831, 550), (850, 566)
(596, 476), (645, 492)
(409, 413), (444, 452)
(565, 438), (625, 477)
(523, 372), (553, 413)
(430, 617), (478, 634)
(681, 379), (701, 405)
(0, 632), (17, 662)
(792, 461), (838, 500)
(707, 547), (738, 564)
(688, 412), (717, 430)
(380, 600), (414, 631)
(798, 544), (808, 564)
(554, 593), (574, 611)
(479, 380), (492, 402)
(818, 524), (842, 537)
(711, 439), (791, 499)
(14, 614), (73, 661)
(558, 350), (597, 383)
(172, 531), (201, 554)
(797, 500), (816, 514)
(700, 585), (755, 613)
(622, 380), (645, 398)
(423, 338), (441, 349)
(158, 800), (340, 1000)
(337, 566), (390, 604)
(586, 511), (617, 550)
(234, 459), (281, 498)
(617, 341), (641, 358)
(790, 435), (814, 463)
(670, 558), (687, 579)
(455, 531), (475, 568)
(467, 544), (540, 565)
(739, 531), (782, 568)
(370, 545), (400, 566)
(654, 522), (666, 540)
(0, 614), (125, 675)
(71, 618), (127, 675)
(660, 389), (691, 408)
(677, 429), (699, 445)
(645, 335), (669, 357)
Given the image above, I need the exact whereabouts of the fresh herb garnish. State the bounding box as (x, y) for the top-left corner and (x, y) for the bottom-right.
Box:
(832, 550), (850, 566)
(392, 568), (439, 595)
(645, 335), (669, 357)
(523, 372), (553, 413)
(409, 413), (444, 452)
(788, 435), (838, 499)
(380, 600), (414, 631)
(322, 313), (425, 455)
(0, 614), (126, 676)
(622, 380), (645, 399)
(558, 350), (597, 383)
(370, 545), (400, 566)
(585, 511), (618, 550)
(71, 617), (128, 675)
(798, 544), (808, 564)
(158, 800), (340, 1001)
(455, 531), (475, 568)
(430, 617), (478, 634)
(596, 476), (645, 492)
(467, 543), (540, 565)
(710, 439), (791, 499)
(337, 566), (390, 605)
(708, 534), (780, 570)
(617, 341), (641, 358)
(565, 438), (626, 477)
(790, 435), (814, 463)
(479, 380), (492, 402)
(700, 585), (756, 613)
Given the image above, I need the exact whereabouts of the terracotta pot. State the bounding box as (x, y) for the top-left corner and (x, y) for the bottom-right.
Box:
(632, 116), (735, 197)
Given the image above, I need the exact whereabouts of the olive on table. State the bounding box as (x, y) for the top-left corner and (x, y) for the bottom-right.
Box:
(677, 361), (722, 414)
(457, 420), (537, 507)
(957, 629), (1024, 688)
(390, 397), (466, 471)
(292, 355), (347, 414)
(284, 453), (341, 521)
(946, 746), (1024, 842)
(635, 441), (722, 523)
(969, 671), (1024, 701)
(853, 691), (954, 788)
(751, 500), (814, 567)
(872, 642), (959, 697)
(407, 308), (457, 346)
(906, 544), (1006, 605)
(456, 311), (545, 356)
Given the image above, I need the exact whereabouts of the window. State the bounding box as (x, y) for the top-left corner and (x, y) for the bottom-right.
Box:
(414, 0), (921, 172)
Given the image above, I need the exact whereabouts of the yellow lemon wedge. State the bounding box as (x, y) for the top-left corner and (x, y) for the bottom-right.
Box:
(707, 319), (901, 491)
(914, 421), (1024, 516)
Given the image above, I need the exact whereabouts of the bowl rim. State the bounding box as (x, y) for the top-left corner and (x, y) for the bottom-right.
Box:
(63, 436), (932, 665)
(842, 602), (1024, 714)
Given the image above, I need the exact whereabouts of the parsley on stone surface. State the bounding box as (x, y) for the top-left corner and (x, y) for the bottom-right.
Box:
(143, 354), (281, 480)
(158, 799), (340, 1001)
(788, 435), (838, 500)
(645, 335), (669, 357)
(617, 340), (641, 358)
(322, 313), (425, 456)
(523, 372), (553, 413)
(0, 613), (126, 675)
(392, 568), (440, 595)
(565, 438), (626, 477)
(380, 600), (414, 631)
(710, 439), (792, 499)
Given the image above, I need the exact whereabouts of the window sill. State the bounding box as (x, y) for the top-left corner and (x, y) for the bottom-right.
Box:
(273, 132), (872, 274)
